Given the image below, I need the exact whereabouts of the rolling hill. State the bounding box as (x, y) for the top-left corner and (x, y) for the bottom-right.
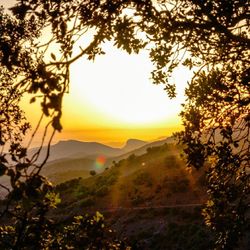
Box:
(55, 143), (206, 212)
(0, 138), (171, 196)
(41, 137), (173, 184)
(53, 142), (211, 249)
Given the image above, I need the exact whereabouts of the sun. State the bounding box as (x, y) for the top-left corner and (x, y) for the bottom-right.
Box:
(68, 42), (191, 128)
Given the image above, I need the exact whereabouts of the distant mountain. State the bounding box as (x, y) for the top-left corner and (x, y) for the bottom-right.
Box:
(122, 139), (147, 152)
(4, 137), (170, 185)
(27, 138), (152, 163)
(0, 136), (176, 198)
(28, 140), (123, 163)
(112, 136), (176, 163)
(35, 137), (174, 183)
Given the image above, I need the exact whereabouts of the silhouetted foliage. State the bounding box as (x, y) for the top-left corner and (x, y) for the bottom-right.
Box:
(0, 0), (249, 249)
(0, 211), (127, 249)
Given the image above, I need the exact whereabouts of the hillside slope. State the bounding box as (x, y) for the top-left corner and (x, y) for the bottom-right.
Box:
(55, 143), (206, 214)
(53, 143), (210, 249)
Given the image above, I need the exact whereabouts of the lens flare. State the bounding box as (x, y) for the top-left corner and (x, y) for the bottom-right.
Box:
(95, 155), (106, 169)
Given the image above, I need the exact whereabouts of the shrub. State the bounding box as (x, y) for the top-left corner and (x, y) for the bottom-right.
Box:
(128, 154), (136, 162)
(80, 197), (95, 207)
(155, 184), (162, 193)
(90, 170), (96, 176)
(133, 172), (153, 187)
(95, 186), (109, 197)
(76, 185), (90, 199)
(164, 155), (179, 169)
(131, 194), (144, 205)
(163, 176), (190, 193)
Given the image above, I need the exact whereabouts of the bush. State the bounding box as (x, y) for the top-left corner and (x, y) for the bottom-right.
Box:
(76, 185), (90, 199)
(163, 176), (190, 193)
(131, 194), (144, 205)
(150, 222), (214, 250)
(95, 168), (119, 188)
(56, 178), (81, 192)
(133, 172), (153, 187)
(155, 184), (162, 193)
(95, 186), (109, 197)
(164, 155), (179, 169)
(80, 197), (95, 207)
(128, 154), (136, 162)
(90, 170), (96, 176)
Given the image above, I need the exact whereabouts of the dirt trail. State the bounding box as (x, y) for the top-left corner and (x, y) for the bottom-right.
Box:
(98, 203), (202, 213)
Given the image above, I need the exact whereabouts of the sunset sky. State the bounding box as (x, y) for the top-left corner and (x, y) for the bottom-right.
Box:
(3, 1), (192, 147)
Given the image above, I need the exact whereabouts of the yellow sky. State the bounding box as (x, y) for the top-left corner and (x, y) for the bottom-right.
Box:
(4, 1), (192, 146)
(21, 45), (191, 146)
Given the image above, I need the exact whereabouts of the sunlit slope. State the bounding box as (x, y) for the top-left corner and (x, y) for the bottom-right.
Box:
(55, 143), (207, 215)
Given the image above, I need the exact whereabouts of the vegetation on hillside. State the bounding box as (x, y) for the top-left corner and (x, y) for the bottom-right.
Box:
(119, 207), (215, 250)
(52, 143), (211, 249)
(54, 143), (205, 214)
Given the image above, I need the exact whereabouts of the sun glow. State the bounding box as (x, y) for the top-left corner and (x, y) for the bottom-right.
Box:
(68, 42), (191, 129)
(20, 39), (192, 146)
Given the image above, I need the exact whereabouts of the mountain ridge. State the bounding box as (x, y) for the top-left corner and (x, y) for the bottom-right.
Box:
(121, 138), (148, 152)
(28, 139), (124, 163)
(40, 137), (174, 184)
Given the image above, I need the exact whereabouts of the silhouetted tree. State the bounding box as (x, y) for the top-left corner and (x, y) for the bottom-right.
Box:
(0, 3), (127, 248)
(0, 1), (249, 249)
(90, 170), (97, 176)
